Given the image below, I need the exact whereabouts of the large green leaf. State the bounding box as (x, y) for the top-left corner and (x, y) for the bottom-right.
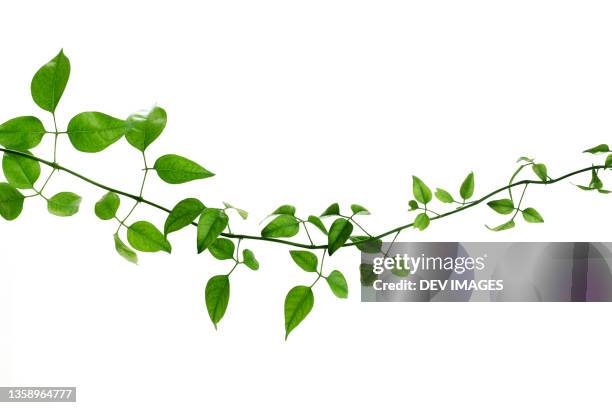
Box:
(284, 285), (314, 340)
(412, 176), (432, 204)
(326, 270), (348, 299)
(460, 172), (474, 200)
(67, 112), (127, 153)
(197, 208), (229, 253)
(31, 50), (70, 113)
(0, 182), (24, 220)
(125, 106), (167, 151)
(261, 214), (300, 238)
(113, 233), (138, 264)
(94, 192), (120, 220)
(487, 199), (514, 215)
(164, 198), (205, 236)
(289, 250), (318, 272)
(583, 144), (610, 154)
(209, 238), (235, 260)
(0, 116), (46, 150)
(2, 150), (40, 189)
(205, 275), (230, 329)
(532, 163), (548, 182)
(47, 192), (81, 216)
(154, 154), (214, 184)
(127, 221), (171, 253)
(327, 218), (353, 255)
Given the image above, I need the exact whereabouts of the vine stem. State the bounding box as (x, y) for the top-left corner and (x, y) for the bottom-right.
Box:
(0, 147), (605, 250)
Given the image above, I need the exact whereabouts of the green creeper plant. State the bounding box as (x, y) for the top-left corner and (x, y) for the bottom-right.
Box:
(0, 51), (610, 338)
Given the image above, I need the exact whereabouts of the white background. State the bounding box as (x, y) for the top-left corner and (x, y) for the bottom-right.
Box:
(1, 1), (612, 406)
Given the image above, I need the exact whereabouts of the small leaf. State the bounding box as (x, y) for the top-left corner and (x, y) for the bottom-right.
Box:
(67, 112), (127, 153)
(517, 156), (534, 163)
(209, 238), (235, 260)
(154, 154), (214, 184)
(583, 144), (610, 154)
(271, 205), (296, 216)
(414, 213), (430, 231)
(605, 154), (612, 168)
(486, 220), (516, 231)
(532, 163), (548, 182)
(326, 270), (348, 299)
(127, 221), (172, 253)
(164, 198), (205, 236)
(412, 176), (432, 205)
(289, 250), (318, 272)
(0, 116), (46, 150)
(307, 215), (327, 235)
(284, 285), (314, 340)
(522, 207), (544, 223)
(360, 263), (376, 286)
(2, 150), (40, 189)
(125, 106), (167, 151)
(47, 192), (81, 217)
(434, 188), (454, 203)
(408, 200), (419, 211)
(113, 233), (138, 264)
(261, 214), (300, 238)
(459, 172), (474, 200)
(320, 203), (340, 217)
(589, 169), (604, 190)
(94, 192), (120, 220)
(487, 199), (514, 215)
(392, 266), (411, 277)
(222, 202), (248, 219)
(350, 236), (382, 253)
(0, 182), (24, 220)
(576, 184), (593, 191)
(242, 249), (259, 270)
(327, 218), (353, 255)
(350, 204), (370, 215)
(197, 208), (229, 253)
(31, 49), (70, 113)
(205, 275), (230, 329)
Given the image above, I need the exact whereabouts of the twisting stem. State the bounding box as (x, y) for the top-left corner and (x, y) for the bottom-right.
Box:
(0, 147), (605, 251)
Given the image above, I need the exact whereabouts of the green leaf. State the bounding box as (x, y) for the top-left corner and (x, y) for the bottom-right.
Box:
(127, 221), (172, 253)
(0, 182), (24, 220)
(414, 213), (430, 231)
(197, 208), (229, 253)
(486, 220), (516, 231)
(289, 250), (318, 272)
(2, 150), (40, 189)
(583, 144), (610, 154)
(222, 202), (248, 220)
(350, 204), (370, 215)
(598, 189), (612, 194)
(94, 192), (120, 220)
(242, 249), (259, 270)
(412, 176), (432, 204)
(392, 266), (411, 277)
(209, 238), (235, 260)
(517, 156), (534, 163)
(261, 214), (300, 238)
(408, 200), (419, 211)
(0, 116), (46, 150)
(113, 233), (138, 264)
(67, 112), (127, 153)
(320, 203), (340, 217)
(164, 198), (205, 236)
(327, 218), (353, 255)
(459, 172), (474, 200)
(307, 215), (327, 235)
(31, 49), (70, 113)
(125, 106), (167, 151)
(487, 199), (514, 215)
(605, 154), (612, 168)
(205, 275), (230, 329)
(589, 169), (604, 190)
(576, 184), (593, 191)
(350, 236), (382, 253)
(360, 263), (376, 286)
(532, 163), (548, 182)
(284, 285), (314, 340)
(522, 207), (544, 223)
(271, 205), (296, 216)
(47, 192), (81, 217)
(153, 154), (214, 184)
(434, 188), (454, 203)
(326, 270), (348, 299)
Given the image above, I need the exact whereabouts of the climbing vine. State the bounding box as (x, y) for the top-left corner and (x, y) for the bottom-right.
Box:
(0, 51), (610, 338)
